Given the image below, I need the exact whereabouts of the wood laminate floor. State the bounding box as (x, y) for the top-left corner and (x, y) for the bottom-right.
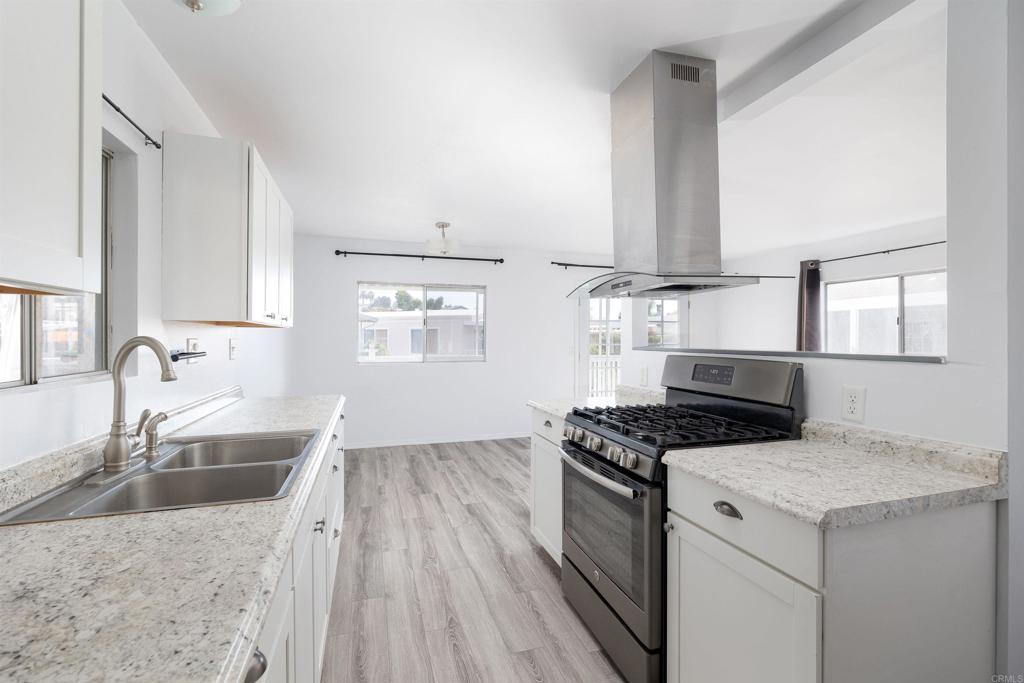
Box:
(322, 438), (627, 683)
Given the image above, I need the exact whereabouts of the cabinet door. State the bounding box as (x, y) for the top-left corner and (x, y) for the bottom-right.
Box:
(293, 530), (315, 683)
(312, 496), (329, 683)
(265, 188), (281, 321)
(530, 436), (562, 563)
(257, 550), (295, 683)
(0, 0), (101, 294)
(278, 199), (294, 326)
(666, 514), (821, 683)
(248, 149), (270, 322)
(262, 591), (295, 683)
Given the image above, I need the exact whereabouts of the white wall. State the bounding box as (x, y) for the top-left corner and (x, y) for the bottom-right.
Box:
(0, 0), (289, 469)
(1004, 0), (1023, 673)
(621, 2), (1008, 453)
(284, 235), (604, 449)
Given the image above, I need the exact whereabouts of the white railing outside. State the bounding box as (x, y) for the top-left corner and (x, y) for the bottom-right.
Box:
(589, 355), (621, 398)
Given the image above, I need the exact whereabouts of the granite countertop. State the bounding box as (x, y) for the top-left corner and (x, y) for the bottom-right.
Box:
(0, 394), (345, 683)
(662, 418), (1007, 529)
(527, 385), (666, 418)
(527, 397), (614, 418)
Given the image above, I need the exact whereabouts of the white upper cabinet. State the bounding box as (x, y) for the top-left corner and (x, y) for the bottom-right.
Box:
(0, 0), (102, 295)
(163, 132), (294, 327)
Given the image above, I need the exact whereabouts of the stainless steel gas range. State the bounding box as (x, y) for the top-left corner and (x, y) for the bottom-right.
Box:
(559, 355), (805, 683)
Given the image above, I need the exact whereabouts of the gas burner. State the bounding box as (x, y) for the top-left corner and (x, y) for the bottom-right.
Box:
(570, 403), (790, 450)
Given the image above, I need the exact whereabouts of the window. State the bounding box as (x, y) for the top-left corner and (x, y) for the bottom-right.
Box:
(588, 297), (622, 398)
(825, 271), (946, 356)
(647, 298), (681, 346)
(358, 282), (485, 363)
(589, 298), (621, 356)
(0, 153), (109, 389)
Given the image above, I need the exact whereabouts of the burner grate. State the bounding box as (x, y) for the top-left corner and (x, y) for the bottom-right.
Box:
(572, 404), (789, 448)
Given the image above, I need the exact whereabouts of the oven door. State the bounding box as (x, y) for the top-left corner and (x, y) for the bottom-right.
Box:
(561, 443), (662, 649)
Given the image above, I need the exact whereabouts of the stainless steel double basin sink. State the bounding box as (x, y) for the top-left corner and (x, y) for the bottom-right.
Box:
(0, 431), (319, 526)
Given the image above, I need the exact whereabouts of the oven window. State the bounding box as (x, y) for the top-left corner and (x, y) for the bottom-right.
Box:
(563, 462), (648, 607)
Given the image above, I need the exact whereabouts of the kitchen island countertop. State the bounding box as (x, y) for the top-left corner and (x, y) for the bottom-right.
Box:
(662, 418), (1006, 529)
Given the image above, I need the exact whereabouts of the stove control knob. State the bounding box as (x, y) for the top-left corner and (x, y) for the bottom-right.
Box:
(562, 424), (573, 439)
(572, 427), (585, 442)
(586, 435), (603, 451)
(607, 446), (622, 464)
(623, 451), (639, 470)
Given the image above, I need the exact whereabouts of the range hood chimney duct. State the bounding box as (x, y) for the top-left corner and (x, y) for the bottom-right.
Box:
(586, 50), (764, 298)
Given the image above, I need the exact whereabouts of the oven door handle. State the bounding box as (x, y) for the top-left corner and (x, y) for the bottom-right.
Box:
(560, 449), (643, 500)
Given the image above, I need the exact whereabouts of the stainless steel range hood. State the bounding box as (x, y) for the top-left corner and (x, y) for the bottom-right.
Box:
(587, 51), (761, 298)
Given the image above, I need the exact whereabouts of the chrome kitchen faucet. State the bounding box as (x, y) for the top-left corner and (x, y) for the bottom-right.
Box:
(101, 336), (205, 472)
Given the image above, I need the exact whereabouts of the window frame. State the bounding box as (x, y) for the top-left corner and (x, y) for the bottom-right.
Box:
(356, 281), (487, 364)
(646, 297), (682, 346)
(0, 152), (111, 390)
(589, 297), (621, 357)
(823, 268), (947, 356)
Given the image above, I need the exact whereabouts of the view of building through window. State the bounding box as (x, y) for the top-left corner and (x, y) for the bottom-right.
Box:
(647, 299), (681, 346)
(35, 294), (105, 378)
(0, 294), (21, 386)
(589, 298), (621, 397)
(358, 283), (485, 362)
(826, 271), (947, 355)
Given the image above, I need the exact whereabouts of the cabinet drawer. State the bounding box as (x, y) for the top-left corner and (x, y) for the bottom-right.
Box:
(667, 469), (822, 588)
(531, 410), (565, 445)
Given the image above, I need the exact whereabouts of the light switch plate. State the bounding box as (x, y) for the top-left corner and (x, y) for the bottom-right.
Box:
(186, 338), (199, 364)
(228, 338), (239, 361)
(841, 385), (866, 422)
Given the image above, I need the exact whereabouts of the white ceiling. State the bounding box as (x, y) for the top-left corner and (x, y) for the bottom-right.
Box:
(121, 0), (942, 258)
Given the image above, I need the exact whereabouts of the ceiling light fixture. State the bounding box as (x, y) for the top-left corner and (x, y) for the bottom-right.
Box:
(177, 0), (241, 16)
(426, 221), (460, 256)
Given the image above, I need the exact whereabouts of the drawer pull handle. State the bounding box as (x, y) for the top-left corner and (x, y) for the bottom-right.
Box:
(663, 522), (674, 533)
(244, 648), (268, 683)
(333, 528), (341, 539)
(314, 519), (326, 533)
(543, 420), (552, 428)
(713, 500), (743, 520)
(332, 464), (339, 473)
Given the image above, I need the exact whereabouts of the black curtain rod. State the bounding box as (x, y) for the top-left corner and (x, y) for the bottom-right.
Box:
(819, 240), (946, 265)
(102, 93), (161, 149)
(551, 261), (614, 270)
(334, 249), (504, 264)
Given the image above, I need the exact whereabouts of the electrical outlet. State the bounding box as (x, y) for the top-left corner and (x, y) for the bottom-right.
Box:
(841, 385), (866, 422)
(186, 338), (200, 364)
(640, 366), (649, 386)
(228, 338), (239, 361)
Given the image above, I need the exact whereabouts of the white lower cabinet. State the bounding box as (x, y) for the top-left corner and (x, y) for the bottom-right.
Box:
(666, 512), (820, 683)
(665, 469), (997, 683)
(529, 409), (565, 564)
(326, 438), (345, 595)
(292, 514), (317, 683)
(254, 417), (345, 683)
(258, 550), (296, 683)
